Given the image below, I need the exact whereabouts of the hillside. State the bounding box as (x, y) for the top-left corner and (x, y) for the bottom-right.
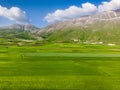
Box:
(0, 24), (41, 45)
(39, 10), (120, 45)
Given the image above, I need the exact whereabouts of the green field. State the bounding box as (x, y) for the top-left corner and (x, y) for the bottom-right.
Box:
(0, 44), (120, 90)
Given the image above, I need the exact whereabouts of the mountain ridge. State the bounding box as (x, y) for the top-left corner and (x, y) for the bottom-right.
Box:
(38, 9), (120, 45)
(39, 10), (120, 33)
(0, 24), (39, 32)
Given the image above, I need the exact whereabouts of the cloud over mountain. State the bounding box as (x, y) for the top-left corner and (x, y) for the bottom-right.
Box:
(0, 6), (29, 23)
(45, 0), (120, 23)
(45, 2), (97, 23)
(98, 0), (120, 12)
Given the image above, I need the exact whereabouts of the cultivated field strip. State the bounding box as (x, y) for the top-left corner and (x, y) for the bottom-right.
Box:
(24, 53), (120, 57)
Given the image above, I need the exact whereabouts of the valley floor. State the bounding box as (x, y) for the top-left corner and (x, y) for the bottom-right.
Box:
(0, 44), (120, 90)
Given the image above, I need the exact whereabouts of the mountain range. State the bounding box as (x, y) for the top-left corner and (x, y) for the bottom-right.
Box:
(1, 9), (120, 45)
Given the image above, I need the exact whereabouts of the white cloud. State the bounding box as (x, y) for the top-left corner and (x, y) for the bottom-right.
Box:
(45, 2), (97, 22)
(45, 0), (120, 23)
(98, 0), (120, 12)
(0, 5), (29, 23)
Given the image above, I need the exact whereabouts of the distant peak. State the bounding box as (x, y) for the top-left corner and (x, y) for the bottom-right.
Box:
(0, 23), (39, 31)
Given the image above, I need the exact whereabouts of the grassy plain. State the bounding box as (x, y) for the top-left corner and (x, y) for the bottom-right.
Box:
(0, 43), (120, 90)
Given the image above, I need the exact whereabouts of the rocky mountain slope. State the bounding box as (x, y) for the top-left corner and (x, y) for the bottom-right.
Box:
(38, 9), (120, 45)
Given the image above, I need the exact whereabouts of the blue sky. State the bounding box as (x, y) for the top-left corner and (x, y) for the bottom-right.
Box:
(0, 0), (118, 28)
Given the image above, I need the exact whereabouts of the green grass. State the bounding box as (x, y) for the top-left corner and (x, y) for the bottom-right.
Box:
(0, 44), (120, 89)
